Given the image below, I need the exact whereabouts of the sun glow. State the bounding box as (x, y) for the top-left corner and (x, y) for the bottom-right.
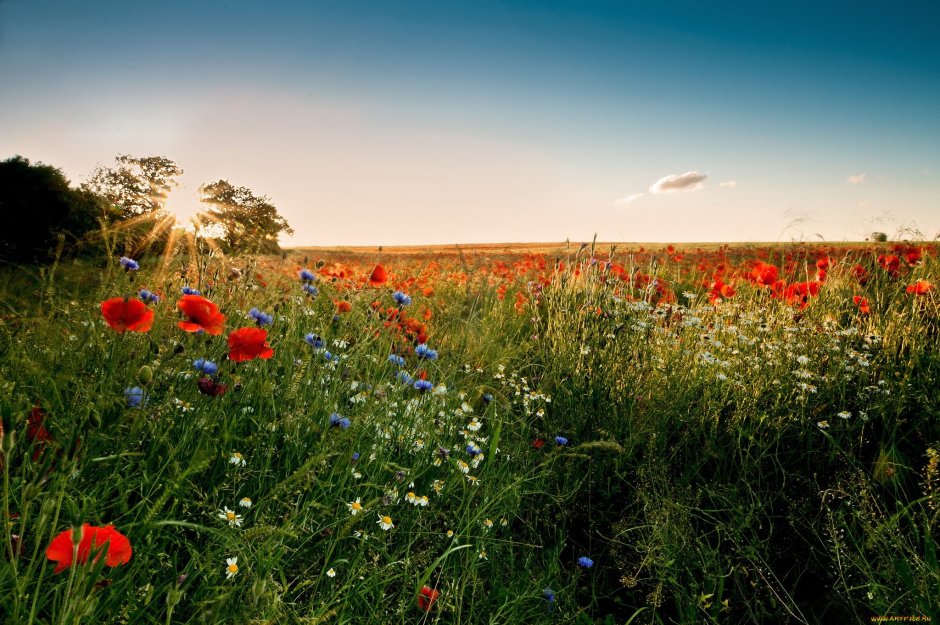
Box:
(163, 185), (202, 231)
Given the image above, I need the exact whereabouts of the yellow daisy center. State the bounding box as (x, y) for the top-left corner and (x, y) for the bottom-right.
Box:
(228, 563), (238, 573)
(226, 511), (236, 520)
(351, 502), (361, 510)
(382, 516), (392, 525)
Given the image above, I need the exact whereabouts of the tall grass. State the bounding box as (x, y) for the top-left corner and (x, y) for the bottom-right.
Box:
(0, 243), (938, 624)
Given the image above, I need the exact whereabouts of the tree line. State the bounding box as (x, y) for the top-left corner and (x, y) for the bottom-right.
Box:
(0, 154), (293, 263)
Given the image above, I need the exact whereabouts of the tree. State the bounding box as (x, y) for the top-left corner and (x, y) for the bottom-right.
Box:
(0, 156), (114, 262)
(83, 154), (182, 218)
(82, 155), (183, 256)
(198, 180), (293, 254)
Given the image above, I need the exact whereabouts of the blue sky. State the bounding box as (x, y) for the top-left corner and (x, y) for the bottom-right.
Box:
(2, 0), (938, 244)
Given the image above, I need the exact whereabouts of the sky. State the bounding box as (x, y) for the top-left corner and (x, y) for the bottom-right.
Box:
(1, 0), (939, 246)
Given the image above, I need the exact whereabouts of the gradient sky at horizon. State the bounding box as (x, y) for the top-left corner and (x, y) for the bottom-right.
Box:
(2, 0), (939, 245)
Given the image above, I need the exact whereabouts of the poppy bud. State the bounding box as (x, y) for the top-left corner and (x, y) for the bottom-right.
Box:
(26, 483), (45, 504)
(137, 365), (153, 385)
(316, 259), (326, 268)
(0, 427), (11, 454)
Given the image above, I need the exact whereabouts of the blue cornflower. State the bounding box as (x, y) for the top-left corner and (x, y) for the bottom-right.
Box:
(302, 283), (319, 297)
(388, 354), (405, 367)
(119, 256), (139, 271)
(555, 436), (569, 446)
(248, 307), (273, 326)
(577, 556), (593, 568)
(351, 452), (360, 462)
(413, 379), (434, 393)
(305, 333), (325, 349)
(299, 268), (317, 282)
(397, 371), (414, 385)
(415, 344), (438, 360)
(392, 291), (412, 307)
(329, 412), (351, 429)
(181, 285), (201, 295)
(466, 444), (482, 457)
(193, 358), (219, 376)
(543, 588), (556, 612)
(125, 386), (146, 407)
(138, 289), (160, 304)
(323, 351), (339, 362)
(482, 393), (493, 404)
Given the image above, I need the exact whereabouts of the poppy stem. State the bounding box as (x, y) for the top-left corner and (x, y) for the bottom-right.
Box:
(57, 530), (81, 625)
(2, 442), (16, 576)
(26, 485), (67, 625)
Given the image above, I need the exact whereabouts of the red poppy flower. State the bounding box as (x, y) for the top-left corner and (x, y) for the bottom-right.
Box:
(749, 262), (779, 287)
(877, 254), (900, 278)
(853, 295), (871, 314)
(176, 295), (225, 335)
(27, 404), (53, 462)
(368, 264), (389, 287)
(418, 585), (440, 611)
(27, 405), (51, 444)
(708, 279), (735, 303)
(101, 298), (154, 333)
(335, 300), (352, 314)
(532, 438), (546, 449)
(228, 327), (274, 362)
(46, 524), (132, 574)
(851, 264), (870, 285)
(907, 280), (934, 296)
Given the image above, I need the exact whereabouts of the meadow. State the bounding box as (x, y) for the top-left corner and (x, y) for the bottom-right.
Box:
(0, 240), (938, 624)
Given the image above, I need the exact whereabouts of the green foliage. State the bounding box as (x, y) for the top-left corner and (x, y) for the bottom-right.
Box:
(199, 180), (293, 254)
(0, 156), (114, 262)
(81, 154), (185, 258)
(83, 154), (183, 218)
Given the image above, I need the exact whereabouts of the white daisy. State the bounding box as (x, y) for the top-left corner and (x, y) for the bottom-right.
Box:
(218, 507), (243, 527)
(347, 498), (363, 516)
(225, 557), (239, 579)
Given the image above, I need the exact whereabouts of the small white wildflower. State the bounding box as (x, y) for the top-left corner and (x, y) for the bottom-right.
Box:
(218, 507), (243, 527)
(347, 498), (363, 516)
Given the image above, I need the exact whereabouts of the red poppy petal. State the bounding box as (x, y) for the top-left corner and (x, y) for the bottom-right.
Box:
(46, 528), (75, 573)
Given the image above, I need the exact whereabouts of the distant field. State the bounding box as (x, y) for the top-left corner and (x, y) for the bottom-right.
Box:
(289, 240), (878, 258)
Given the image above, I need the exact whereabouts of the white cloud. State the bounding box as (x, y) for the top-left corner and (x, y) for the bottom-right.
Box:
(847, 173), (867, 184)
(719, 180), (737, 188)
(649, 171), (707, 193)
(615, 192), (644, 204)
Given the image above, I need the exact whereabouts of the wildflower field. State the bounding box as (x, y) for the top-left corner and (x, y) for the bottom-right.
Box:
(1, 240), (938, 624)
